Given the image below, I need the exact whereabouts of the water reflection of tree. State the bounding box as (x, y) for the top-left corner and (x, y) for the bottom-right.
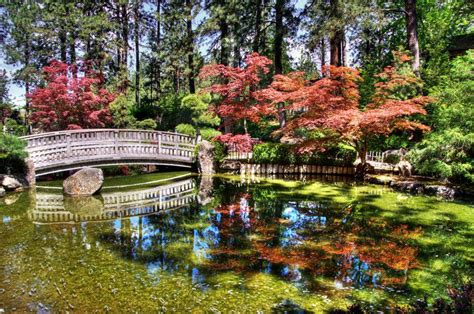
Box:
(199, 182), (421, 291)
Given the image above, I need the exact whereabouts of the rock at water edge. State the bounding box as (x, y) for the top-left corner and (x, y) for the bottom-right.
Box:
(198, 140), (216, 175)
(1, 175), (23, 191)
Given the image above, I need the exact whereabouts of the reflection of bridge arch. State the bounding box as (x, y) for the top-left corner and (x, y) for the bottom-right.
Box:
(30, 179), (196, 224)
(21, 129), (197, 176)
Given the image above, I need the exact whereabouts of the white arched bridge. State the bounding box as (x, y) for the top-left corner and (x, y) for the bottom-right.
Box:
(21, 129), (198, 176)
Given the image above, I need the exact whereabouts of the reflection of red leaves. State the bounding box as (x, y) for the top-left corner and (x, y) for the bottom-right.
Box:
(254, 243), (318, 269)
(358, 240), (418, 271)
(322, 242), (356, 255)
(215, 204), (242, 215)
(392, 224), (423, 239)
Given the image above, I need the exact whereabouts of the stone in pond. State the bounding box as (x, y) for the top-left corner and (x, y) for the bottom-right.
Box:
(1, 175), (23, 191)
(63, 168), (104, 196)
(0, 187), (5, 197)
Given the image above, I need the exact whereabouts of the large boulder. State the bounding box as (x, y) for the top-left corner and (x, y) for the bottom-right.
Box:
(1, 175), (23, 191)
(397, 160), (412, 178)
(355, 162), (375, 181)
(63, 168), (104, 196)
(198, 140), (216, 175)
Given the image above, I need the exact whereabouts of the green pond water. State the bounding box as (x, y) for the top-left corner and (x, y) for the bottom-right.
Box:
(0, 173), (473, 312)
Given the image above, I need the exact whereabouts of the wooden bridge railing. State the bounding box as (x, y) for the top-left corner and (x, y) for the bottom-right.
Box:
(21, 129), (198, 175)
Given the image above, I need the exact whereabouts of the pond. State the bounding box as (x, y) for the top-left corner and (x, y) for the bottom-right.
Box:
(0, 173), (472, 312)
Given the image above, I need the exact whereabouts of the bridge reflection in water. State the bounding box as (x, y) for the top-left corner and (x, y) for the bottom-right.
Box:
(30, 179), (196, 224)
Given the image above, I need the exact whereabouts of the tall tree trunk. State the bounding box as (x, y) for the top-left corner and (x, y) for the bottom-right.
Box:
(218, 0), (229, 66)
(186, 0), (195, 93)
(233, 21), (242, 67)
(320, 37), (326, 73)
(24, 40), (31, 134)
(341, 34), (347, 66)
(134, 0), (141, 107)
(274, 0), (286, 128)
(69, 31), (77, 77)
(121, 3), (129, 70)
(329, 0), (343, 66)
(217, 0), (230, 132)
(253, 0), (262, 52)
(155, 0), (162, 95)
(274, 0), (284, 75)
(405, 0), (420, 75)
(119, 2), (129, 91)
(59, 30), (67, 62)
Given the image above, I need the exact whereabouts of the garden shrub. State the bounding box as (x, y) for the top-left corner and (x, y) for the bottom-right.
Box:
(176, 123), (196, 136)
(212, 140), (226, 164)
(200, 128), (221, 141)
(0, 134), (27, 174)
(408, 52), (473, 184)
(252, 143), (356, 166)
(136, 118), (157, 130)
(384, 153), (401, 165)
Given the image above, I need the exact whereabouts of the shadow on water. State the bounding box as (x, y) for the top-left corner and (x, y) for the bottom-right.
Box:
(2, 174), (472, 312)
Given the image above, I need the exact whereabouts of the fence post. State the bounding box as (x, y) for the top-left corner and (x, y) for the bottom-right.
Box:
(158, 132), (162, 155)
(66, 134), (71, 159)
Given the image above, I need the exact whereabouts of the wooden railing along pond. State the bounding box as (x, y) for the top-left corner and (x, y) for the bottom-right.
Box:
(21, 129), (198, 176)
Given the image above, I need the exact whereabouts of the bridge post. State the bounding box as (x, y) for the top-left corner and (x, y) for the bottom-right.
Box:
(158, 133), (162, 155)
(114, 130), (119, 156)
(66, 134), (72, 158)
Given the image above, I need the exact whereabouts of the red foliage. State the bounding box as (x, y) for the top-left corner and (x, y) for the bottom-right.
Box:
(258, 54), (433, 161)
(199, 53), (275, 131)
(29, 60), (116, 131)
(214, 133), (258, 152)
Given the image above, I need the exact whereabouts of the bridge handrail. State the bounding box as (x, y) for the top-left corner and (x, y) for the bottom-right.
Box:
(20, 129), (199, 175)
(20, 128), (196, 141)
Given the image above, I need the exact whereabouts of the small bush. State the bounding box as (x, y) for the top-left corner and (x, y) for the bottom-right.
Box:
(176, 123), (196, 136)
(252, 143), (356, 166)
(384, 153), (401, 165)
(212, 140), (226, 164)
(200, 128), (221, 141)
(0, 134), (27, 174)
(136, 118), (157, 130)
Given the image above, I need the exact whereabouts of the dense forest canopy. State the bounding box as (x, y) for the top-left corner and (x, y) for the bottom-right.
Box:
(0, 0), (473, 182)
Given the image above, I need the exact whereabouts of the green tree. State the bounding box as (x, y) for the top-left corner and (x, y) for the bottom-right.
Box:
(409, 51), (474, 183)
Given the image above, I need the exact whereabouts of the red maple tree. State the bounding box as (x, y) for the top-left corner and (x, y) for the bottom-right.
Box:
(214, 133), (259, 153)
(199, 53), (275, 134)
(29, 60), (116, 131)
(259, 53), (432, 170)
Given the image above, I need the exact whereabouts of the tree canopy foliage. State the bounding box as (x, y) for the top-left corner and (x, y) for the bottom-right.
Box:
(29, 61), (116, 131)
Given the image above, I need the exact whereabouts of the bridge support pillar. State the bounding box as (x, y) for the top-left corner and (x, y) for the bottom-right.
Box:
(197, 140), (216, 175)
(24, 158), (36, 186)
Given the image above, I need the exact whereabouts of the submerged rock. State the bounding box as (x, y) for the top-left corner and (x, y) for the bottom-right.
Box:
(0, 187), (5, 197)
(63, 168), (104, 196)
